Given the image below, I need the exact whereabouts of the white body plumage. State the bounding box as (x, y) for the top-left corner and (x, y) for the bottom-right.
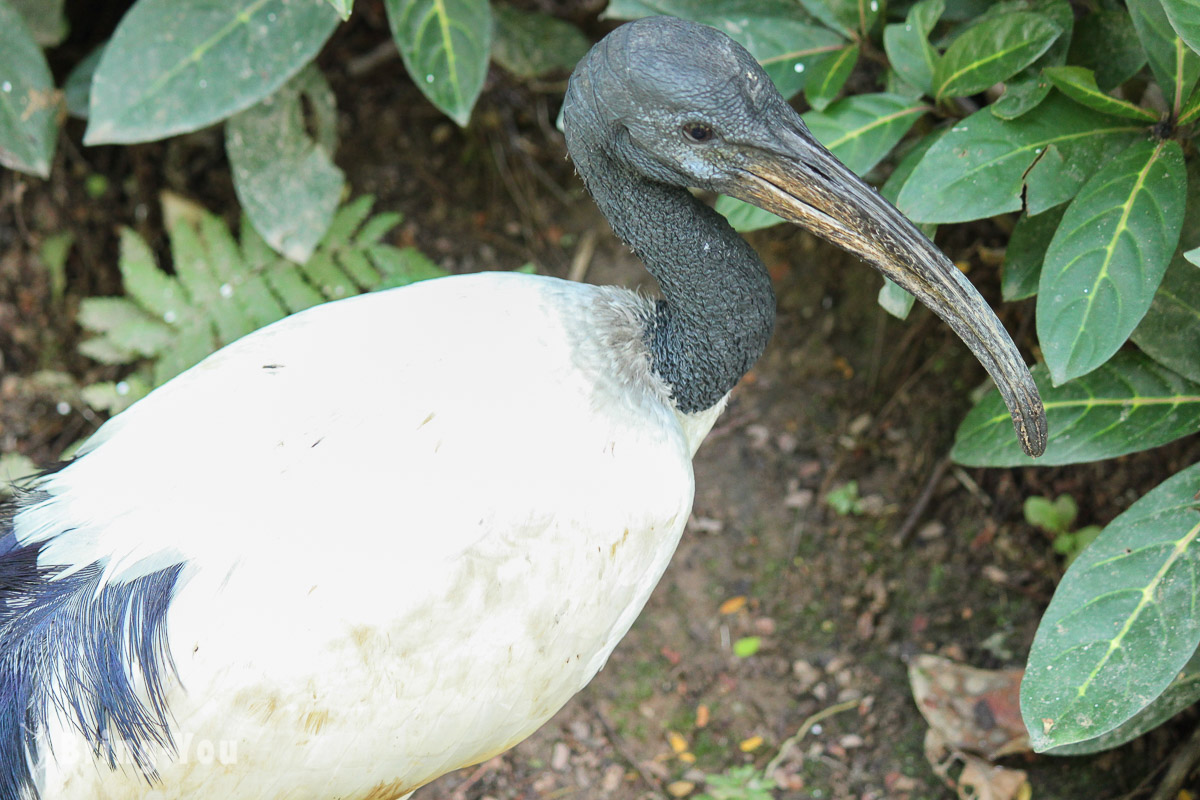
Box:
(15, 273), (723, 800)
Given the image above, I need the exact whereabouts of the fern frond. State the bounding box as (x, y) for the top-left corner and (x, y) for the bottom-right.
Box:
(78, 194), (448, 409)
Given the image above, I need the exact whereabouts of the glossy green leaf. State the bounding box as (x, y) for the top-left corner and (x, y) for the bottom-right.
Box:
(805, 94), (928, 176)
(0, 0), (57, 177)
(64, 45), (104, 119)
(714, 198), (785, 233)
(931, 11), (1061, 101)
(227, 66), (344, 263)
(1129, 0), (1200, 111)
(1132, 258), (1200, 384)
(86, 0), (339, 145)
(989, 0), (1073, 120)
(1162, 0), (1200, 60)
(326, 0), (351, 20)
(1001, 205), (1065, 301)
(952, 352), (1200, 467)
(717, 94), (927, 232)
(898, 94), (1143, 223)
(988, 72), (1052, 120)
(385, 0), (491, 126)
(1046, 646), (1200, 755)
(1180, 85), (1200, 125)
(491, 6), (588, 78)
(805, 44), (859, 111)
(1069, 10), (1148, 91)
(1132, 157), (1200, 383)
(796, 0), (855, 37)
(883, 0), (944, 96)
(1038, 140), (1186, 385)
(604, 0), (846, 100)
(1021, 461), (1200, 752)
(1042, 66), (1158, 122)
(9, 0), (66, 46)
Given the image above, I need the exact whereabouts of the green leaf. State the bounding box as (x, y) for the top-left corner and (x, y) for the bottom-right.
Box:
(897, 94), (1143, 223)
(227, 65), (344, 263)
(1129, 0), (1200, 112)
(1180, 85), (1200, 126)
(491, 7), (588, 79)
(0, 0), (58, 177)
(804, 94), (929, 176)
(952, 352), (1200, 467)
(805, 44), (859, 111)
(877, 279), (917, 319)
(604, 0), (846, 100)
(0, 453), (38, 497)
(733, 636), (762, 658)
(1131, 155), (1200, 381)
(326, 0), (351, 20)
(1038, 140), (1186, 385)
(370, 245), (447, 289)
(80, 375), (152, 415)
(1132, 258), (1200, 384)
(1045, 645), (1200, 755)
(1162, 0), (1200, 61)
(1023, 494), (1078, 534)
(797, 0), (870, 38)
(883, 0), (944, 96)
(1021, 461), (1200, 751)
(1042, 66), (1159, 122)
(1068, 10), (1148, 92)
(37, 231), (73, 303)
(80, 195), (441, 385)
(64, 44), (104, 120)
(716, 94), (926, 232)
(85, 0), (340, 145)
(989, 0), (1074, 121)
(931, 11), (1062, 101)
(385, 0), (491, 127)
(117, 228), (190, 322)
(8, 0), (67, 46)
(1001, 205), (1065, 301)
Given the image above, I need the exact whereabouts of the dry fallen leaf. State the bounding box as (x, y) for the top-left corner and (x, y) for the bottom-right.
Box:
(908, 654), (1029, 759)
(666, 779), (695, 797)
(739, 735), (764, 752)
(719, 595), (748, 615)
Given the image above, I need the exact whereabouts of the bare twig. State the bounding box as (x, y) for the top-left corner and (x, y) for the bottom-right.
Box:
(1149, 720), (1200, 800)
(587, 702), (664, 798)
(567, 228), (598, 283)
(894, 455), (952, 546)
(764, 698), (861, 777)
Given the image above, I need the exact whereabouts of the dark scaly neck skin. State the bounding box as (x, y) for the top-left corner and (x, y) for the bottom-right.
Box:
(564, 104), (775, 415)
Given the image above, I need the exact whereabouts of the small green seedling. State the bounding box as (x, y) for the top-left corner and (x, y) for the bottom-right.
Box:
(1023, 494), (1101, 564)
(825, 480), (863, 516)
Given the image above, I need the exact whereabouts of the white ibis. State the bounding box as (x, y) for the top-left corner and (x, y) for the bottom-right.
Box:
(0, 16), (1045, 800)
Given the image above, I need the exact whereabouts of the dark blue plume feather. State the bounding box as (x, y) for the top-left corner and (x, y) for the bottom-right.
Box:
(0, 493), (184, 800)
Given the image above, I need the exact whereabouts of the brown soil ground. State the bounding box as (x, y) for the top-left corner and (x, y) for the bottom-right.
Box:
(3, 4), (1199, 799)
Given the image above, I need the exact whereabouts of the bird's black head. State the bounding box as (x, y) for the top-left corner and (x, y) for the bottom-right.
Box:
(563, 16), (793, 192)
(562, 16), (1048, 459)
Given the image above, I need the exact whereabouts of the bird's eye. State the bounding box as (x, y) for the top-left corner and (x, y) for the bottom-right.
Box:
(682, 122), (715, 143)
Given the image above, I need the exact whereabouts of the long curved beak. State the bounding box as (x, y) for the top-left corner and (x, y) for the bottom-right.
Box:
(723, 116), (1047, 458)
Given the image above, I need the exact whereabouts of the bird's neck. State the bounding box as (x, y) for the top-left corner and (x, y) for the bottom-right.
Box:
(574, 150), (776, 414)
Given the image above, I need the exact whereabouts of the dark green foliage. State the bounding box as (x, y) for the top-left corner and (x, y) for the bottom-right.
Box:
(607, 0), (1200, 756)
(78, 195), (447, 410)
